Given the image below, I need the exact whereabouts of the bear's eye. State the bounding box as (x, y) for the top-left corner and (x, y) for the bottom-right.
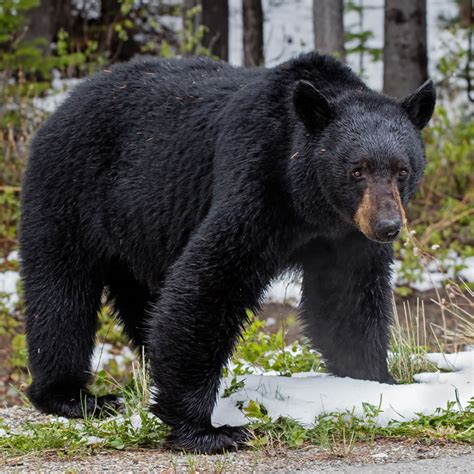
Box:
(399, 168), (409, 179)
(352, 168), (364, 179)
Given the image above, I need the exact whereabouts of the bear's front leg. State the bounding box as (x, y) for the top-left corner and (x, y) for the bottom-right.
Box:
(147, 211), (277, 453)
(299, 232), (396, 383)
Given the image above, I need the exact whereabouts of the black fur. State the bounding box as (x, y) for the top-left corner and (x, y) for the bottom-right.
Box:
(20, 53), (435, 453)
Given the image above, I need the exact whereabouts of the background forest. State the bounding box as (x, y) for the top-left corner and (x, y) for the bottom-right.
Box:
(0, 0), (473, 415)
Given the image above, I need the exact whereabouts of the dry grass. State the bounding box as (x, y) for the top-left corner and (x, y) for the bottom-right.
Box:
(431, 280), (474, 349)
(389, 299), (439, 383)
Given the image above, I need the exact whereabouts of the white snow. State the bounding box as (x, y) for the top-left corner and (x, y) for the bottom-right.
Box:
(84, 435), (105, 445)
(425, 351), (473, 371)
(459, 257), (474, 283)
(264, 274), (302, 305)
(91, 343), (135, 372)
(32, 75), (82, 113)
(394, 252), (474, 294)
(265, 317), (277, 327)
(213, 350), (474, 427)
(0, 270), (20, 309)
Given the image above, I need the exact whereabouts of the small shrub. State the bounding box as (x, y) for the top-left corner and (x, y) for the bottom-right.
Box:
(230, 313), (324, 376)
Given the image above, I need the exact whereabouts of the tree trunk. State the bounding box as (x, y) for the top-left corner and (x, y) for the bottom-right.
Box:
(458, 0), (471, 27)
(202, 0), (229, 60)
(54, 0), (73, 35)
(100, 0), (121, 50)
(383, 0), (428, 98)
(25, 0), (74, 49)
(243, 0), (264, 67)
(24, 0), (56, 51)
(313, 0), (345, 59)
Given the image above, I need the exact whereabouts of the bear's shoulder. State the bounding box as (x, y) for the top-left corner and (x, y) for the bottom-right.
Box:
(272, 52), (366, 94)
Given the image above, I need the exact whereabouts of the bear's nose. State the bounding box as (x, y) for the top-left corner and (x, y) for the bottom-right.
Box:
(374, 219), (402, 241)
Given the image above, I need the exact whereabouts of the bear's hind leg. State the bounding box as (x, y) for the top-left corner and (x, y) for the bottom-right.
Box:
(24, 259), (120, 418)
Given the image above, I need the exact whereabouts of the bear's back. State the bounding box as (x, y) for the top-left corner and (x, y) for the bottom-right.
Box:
(78, 56), (262, 109)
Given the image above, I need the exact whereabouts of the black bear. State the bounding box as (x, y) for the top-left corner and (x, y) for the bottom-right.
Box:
(20, 53), (435, 453)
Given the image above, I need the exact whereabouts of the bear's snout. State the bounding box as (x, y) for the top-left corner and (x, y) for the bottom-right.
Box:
(354, 180), (405, 243)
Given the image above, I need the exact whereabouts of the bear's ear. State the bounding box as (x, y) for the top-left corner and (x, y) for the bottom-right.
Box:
(293, 80), (333, 131)
(399, 80), (436, 130)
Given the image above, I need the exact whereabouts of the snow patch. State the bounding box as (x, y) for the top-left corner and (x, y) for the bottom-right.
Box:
(213, 350), (474, 427)
(264, 275), (302, 305)
(32, 75), (82, 113)
(0, 271), (20, 309)
(459, 257), (474, 283)
(91, 343), (136, 372)
(84, 435), (105, 445)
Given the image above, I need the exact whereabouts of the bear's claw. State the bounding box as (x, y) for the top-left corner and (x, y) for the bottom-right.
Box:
(165, 424), (252, 454)
(28, 387), (122, 418)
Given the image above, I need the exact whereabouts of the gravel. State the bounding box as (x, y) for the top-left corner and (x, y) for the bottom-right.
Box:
(1, 406), (473, 473)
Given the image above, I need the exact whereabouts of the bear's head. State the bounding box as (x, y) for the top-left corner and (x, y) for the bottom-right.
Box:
(290, 79), (436, 243)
